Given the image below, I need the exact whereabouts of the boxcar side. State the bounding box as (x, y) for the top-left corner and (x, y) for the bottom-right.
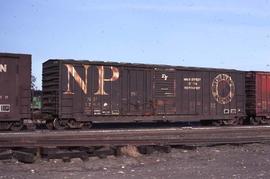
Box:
(0, 53), (31, 130)
(42, 59), (246, 129)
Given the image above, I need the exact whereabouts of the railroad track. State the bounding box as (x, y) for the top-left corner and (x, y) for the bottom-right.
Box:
(0, 126), (270, 147)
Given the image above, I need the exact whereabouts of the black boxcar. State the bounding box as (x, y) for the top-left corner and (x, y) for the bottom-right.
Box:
(246, 72), (270, 124)
(42, 60), (246, 129)
(0, 53), (31, 130)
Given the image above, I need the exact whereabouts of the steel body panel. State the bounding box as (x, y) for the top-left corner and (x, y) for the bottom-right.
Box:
(176, 70), (245, 118)
(246, 72), (270, 118)
(0, 53), (31, 121)
(42, 60), (246, 122)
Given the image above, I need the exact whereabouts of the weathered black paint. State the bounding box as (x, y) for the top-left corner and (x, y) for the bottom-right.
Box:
(42, 60), (246, 123)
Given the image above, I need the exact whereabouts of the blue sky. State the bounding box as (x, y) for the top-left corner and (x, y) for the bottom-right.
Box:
(1, 0), (270, 89)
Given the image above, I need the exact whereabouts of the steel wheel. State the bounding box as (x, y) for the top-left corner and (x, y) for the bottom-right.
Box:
(260, 118), (270, 125)
(67, 119), (77, 128)
(67, 119), (84, 129)
(250, 117), (260, 125)
(10, 121), (24, 131)
(223, 118), (242, 126)
(83, 122), (93, 129)
(46, 121), (54, 130)
(53, 118), (66, 130)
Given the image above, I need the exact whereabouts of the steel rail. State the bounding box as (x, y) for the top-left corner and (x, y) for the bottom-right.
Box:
(0, 126), (270, 147)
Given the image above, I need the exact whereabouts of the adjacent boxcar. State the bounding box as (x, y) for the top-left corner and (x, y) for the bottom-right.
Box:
(246, 72), (270, 124)
(42, 60), (246, 129)
(0, 53), (31, 130)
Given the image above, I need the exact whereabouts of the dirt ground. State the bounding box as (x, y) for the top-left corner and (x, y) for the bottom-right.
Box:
(0, 143), (270, 179)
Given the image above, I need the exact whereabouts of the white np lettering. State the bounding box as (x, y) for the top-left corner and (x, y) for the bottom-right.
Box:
(0, 64), (7, 72)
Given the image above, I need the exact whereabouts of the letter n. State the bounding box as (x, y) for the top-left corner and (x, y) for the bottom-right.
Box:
(64, 64), (90, 94)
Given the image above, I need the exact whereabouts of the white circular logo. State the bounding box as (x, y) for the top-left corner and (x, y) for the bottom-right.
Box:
(212, 74), (235, 104)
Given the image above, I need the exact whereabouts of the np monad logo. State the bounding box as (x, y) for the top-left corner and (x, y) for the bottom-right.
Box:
(0, 64), (7, 72)
(212, 74), (235, 104)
